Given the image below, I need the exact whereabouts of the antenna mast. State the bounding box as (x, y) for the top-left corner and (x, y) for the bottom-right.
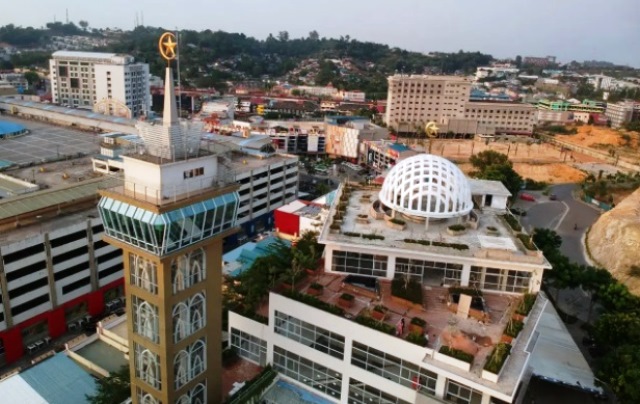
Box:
(176, 28), (182, 117)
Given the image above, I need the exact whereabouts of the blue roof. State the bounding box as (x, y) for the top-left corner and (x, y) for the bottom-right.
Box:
(20, 354), (97, 404)
(389, 143), (410, 152)
(225, 236), (291, 277)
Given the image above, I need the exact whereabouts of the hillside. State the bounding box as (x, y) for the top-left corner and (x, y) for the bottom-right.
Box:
(0, 23), (493, 96)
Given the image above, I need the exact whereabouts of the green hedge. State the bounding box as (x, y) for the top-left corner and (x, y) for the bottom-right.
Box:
(225, 365), (277, 404)
(439, 346), (474, 363)
(389, 218), (406, 225)
(516, 293), (536, 316)
(355, 315), (395, 335)
(309, 282), (323, 291)
(504, 319), (524, 338)
(448, 224), (466, 232)
(517, 233), (537, 251)
(283, 290), (345, 316)
(406, 332), (428, 346)
(502, 214), (522, 232)
(362, 234), (385, 240)
(411, 316), (426, 327)
(484, 343), (512, 374)
(340, 293), (354, 301)
(391, 278), (423, 304)
(404, 238), (469, 250)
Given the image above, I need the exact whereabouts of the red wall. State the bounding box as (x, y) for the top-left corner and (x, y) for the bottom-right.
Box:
(0, 278), (123, 365)
(274, 209), (300, 237)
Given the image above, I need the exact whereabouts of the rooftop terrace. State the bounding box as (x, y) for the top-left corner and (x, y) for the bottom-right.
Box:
(260, 272), (546, 399)
(320, 184), (549, 267)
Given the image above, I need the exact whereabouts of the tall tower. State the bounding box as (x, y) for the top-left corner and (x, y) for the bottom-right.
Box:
(98, 32), (238, 404)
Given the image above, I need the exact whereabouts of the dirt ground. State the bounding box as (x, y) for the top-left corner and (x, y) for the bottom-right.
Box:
(558, 125), (640, 150)
(430, 138), (598, 164)
(458, 162), (587, 184)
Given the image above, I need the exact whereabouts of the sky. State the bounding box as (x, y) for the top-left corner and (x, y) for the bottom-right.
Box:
(2, 0), (639, 67)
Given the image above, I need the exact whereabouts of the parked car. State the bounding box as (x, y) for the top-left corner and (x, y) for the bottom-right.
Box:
(549, 194), (558, 200)
(520, 193), (535, 202)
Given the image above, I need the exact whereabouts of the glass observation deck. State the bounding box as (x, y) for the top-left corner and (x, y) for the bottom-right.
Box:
(98, 192), (239, 255)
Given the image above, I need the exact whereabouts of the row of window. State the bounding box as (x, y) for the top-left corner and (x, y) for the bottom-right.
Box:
(274, 311), (345, 359)
(273, 346), (343, 399)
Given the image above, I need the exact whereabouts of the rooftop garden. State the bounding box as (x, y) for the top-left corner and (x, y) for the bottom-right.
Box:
(391, 277), (423, 304)
(483, 343), (512, 374)
(501, 213), (522, 232)
(439, 346), (474, 363)
(404, 238), (469, 250)
(515, 293), (537, 316)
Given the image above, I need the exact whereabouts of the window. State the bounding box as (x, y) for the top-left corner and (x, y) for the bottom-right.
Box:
(2, 244), (45, 266)
(171, 248), (205, 294)
(183, 167), (204, 179)
(135, 344), (161, 390)
(132, 296), (159, 343)
(274, 311), (345, 359)
(172, 293), (206, 343)
(397, 258), (463, 285)
(273, 346), (342, 399)
(50, 230), (87, 248)
(230, 328), (267, 365)
(62, 277), (91, 295)
(351, 341), (437, 396)
(332, 251), (387, 277)
(445, 379), (482, 404)
(130, 254), (158, 294)
(348, 378), (411, 404)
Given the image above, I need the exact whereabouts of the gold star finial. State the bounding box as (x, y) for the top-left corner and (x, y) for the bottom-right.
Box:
(159, 32), (177, 63)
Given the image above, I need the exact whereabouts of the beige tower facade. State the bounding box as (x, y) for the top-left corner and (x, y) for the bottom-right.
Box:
(98, 32), (239, 404)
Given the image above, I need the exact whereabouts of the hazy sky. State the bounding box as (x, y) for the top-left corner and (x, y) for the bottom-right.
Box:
(2, 0), (639, 67)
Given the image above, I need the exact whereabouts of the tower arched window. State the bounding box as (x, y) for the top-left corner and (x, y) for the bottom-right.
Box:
(134, 299), (159, 343)
(190, 339), (206, 378)
(135, 347), (160, 389)
(188, 248), (205, 285)
(172, 254), (188, 294)
(173, 350), (189, 389)
(172, 302), (189, 343)
(130, 254), (158, 294)
(190, 294), (205, 333)
(139, 393), (158, 404)
(191, 383), (206, 404)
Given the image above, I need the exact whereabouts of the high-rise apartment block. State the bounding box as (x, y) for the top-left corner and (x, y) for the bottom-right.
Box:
(385, 74), (537, 135)
(385, 75), (472, 131)
(50, 51), (151, 118)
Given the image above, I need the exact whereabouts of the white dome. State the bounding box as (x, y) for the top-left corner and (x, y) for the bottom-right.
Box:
(379, 154), (473, 219)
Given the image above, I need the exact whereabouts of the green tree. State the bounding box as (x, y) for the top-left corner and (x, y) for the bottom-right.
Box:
(470, 150), (523, 197)
(291, 89), (301, 96)
(470, 150), (510, 171)
(593, 312), (640, 348)
(23, 70), (40, 87)
(86, 365), (130, 404)
(597, 344), (640, 403)
(78, 20), (89, 31)
(532, 228), (562, 256)
(308, 30), (320, 41)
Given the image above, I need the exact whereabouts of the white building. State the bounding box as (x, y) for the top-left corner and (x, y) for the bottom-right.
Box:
(325, 120), (388, 160)
(228, 154), (600, 404)
(49, 51), (151, 118)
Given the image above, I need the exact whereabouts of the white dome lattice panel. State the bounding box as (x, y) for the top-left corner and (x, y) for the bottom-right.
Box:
(379, 154), (473, 219)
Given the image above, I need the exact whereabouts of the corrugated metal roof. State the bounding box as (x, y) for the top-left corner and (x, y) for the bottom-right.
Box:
(19, 354), (97, 404)
(0, 374), (47, 404)
(0, 177), (119, 221)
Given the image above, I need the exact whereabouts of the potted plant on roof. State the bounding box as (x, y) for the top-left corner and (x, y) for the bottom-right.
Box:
(338, 293), (355, 309)
(371, 305), (387, 321)
(486, 226), (499, 236)
(410, 316), (427, 335)
(307, 282), (323, 297)
(447, 223), (467, 236)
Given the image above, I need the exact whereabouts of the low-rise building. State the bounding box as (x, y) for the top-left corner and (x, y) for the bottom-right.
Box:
(463, 102), (537, 135)
(359, 139), (418, 172)
(605, 101), (637, 128)
(325, 118), (388, 160)
(228, 154), (600, 404)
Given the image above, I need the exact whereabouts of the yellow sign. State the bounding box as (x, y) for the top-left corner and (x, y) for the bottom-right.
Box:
(256, 105), (265, 115)
(425, 121), (439, 138)
(158, 32), (177, 62)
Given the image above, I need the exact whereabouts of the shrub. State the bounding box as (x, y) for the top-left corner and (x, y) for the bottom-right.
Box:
(516, 293), (536, 316)
(340, 293), (355, 301)
(449, 287), (483, 297)
(309, 282), (323, 291)
(330, 223), (341, 230)
(222, 346), (238, 366)
(517, 233), (536, 251)
(406, 332), (428, 346)
(389, 218), (406, 225)
(343, 231), (361, 237)
(373, 304), (387, 313)
(448, 224), (466, 232)
(504, 319), (524, 338)
(411, 317), (426, 327)
(484, 343), (512, 374)
(510, 208), (527, 217)
(501, 214), (522, 231)
(283, 290), (344, 316)
(357, 214), (368, 218)
(524, 178), (548, 191)
(404, 238), (469, 250)
(487, 226), (498, 231)
(439, 346), (474, 363)
(355, 315), (396, 335)
(391, 278), (423, 304)
(362, 234), (385, 240)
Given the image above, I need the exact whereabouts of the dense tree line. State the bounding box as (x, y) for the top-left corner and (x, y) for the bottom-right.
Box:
(0, 23), (493, 96)
(533, 228), (640, 403)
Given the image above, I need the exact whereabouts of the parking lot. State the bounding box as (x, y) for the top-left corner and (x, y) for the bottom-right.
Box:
(0, 116), (100, 166)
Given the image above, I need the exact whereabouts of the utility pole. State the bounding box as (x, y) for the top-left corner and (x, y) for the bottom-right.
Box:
(65, 9), (69, 24)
